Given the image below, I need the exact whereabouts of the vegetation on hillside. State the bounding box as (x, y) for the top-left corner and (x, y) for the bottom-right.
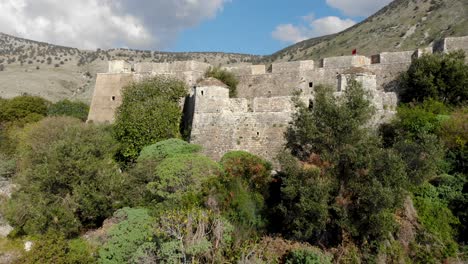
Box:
(0, 52), (466, 263)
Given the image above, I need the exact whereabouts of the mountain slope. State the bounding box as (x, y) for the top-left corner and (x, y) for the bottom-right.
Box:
(0, 33), (262, 102)
(269, 0), (468, 62)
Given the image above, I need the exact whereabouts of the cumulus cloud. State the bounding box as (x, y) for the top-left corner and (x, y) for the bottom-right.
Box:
(0, 0), (227, 50)
(272, 15), (355, 44)
(326, 0), (393, 17)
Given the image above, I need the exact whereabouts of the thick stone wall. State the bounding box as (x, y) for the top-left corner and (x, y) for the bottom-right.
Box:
(190, 85), (301, 162)
(87, 73), (134, 123)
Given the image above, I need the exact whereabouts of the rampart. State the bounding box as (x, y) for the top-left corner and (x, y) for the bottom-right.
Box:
(87, 36), (468, 163)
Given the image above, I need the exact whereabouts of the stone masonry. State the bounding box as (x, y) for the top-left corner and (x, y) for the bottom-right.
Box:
(87, 36), (468, 163)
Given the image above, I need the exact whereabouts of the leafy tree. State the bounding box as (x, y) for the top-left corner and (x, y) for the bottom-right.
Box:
(205, 67), (239, 97)
(4, 117), (132, 237)
(273, 153), (332, 242)
(283, 80), (408, 245)
(48, 99), (89, 121)
(400, 51), (468, 105)
(113, 76), (187, 162)
(286, 82), (374, 162)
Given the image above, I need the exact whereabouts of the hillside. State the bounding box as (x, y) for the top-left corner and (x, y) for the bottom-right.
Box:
(269, 0), (468, 62)
(0, 33), (262, 102)
(0, 0), (467, 102)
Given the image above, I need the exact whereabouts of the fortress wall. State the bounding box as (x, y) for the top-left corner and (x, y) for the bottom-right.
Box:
(272, 60), (314, 73)
(323, 56), (370, 68)
(236, 72), (306, 98)
(366, 62), (411, 92)
(190, 88), (309, 163)
(378, 51), (414, 64)
(444, 36), (468, 54)
(109, 60), (132, 73)
(252, 97), (296, 112)
(190, 110), (294, 162)
(223, 65), (266, 76)
(87, 73), (134, 123)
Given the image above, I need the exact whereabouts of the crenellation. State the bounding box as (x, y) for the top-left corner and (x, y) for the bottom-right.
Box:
(87, 36), (468, 164)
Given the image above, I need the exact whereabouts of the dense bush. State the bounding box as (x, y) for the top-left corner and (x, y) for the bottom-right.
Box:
(113, 76), (187, 162)
(4, 117), (132, 237)
(147, 153), (221, 208)
(138, 138), (202, 162)
(0, 95), (49, 125)
(284, 248), (332, 264)
(47, 99), (89, 121)
(400, 51), (468, 105)
(16, 232), (95, 264)
(98, 208), (155, 264)
(205, 67), (239, 97)
(220, 151), (272, 194)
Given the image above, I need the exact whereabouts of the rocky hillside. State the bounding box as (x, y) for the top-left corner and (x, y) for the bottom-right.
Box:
(0, 0), (467, 102)
(0, 33), (262, 102)
(269, 0), (468, 62)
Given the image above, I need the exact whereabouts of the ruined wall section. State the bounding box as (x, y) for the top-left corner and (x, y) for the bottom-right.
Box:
(190, 85), (305, 163)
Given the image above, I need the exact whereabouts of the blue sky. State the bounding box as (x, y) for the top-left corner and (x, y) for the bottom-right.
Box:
(174, 0), (357, 55)
(0, 0), (392, 54)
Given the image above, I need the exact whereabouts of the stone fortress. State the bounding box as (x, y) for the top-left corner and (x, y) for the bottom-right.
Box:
(87, 36), (468, 163)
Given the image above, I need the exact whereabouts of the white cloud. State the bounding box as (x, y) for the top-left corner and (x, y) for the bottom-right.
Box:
(272, 16), (356, 44)
(310, 16), (356, 37)
(0, 0), (227, 50)
(326, 0), (393, 17)
(272, 24), (308, 44)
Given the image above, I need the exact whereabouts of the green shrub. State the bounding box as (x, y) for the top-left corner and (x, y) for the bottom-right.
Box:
(98, 208), (155, 264)
(411, 183), (459, 261)
(400, 51), (468, 105)
(284, 248), (332, 264)
(113, 76), (187, 162)
(48, 99), (89, 121)
(205, 67), (239, 97)
(147, 153), (221, 207)
(394, 99), (450, 139)
(4, 117), (132, 237)
(0, 95), (49, 125)
(16, 231), (95, 264)
(138, 138), (201, 162)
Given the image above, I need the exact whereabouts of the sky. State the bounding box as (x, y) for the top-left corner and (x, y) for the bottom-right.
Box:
(0, 0), (393, 55)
